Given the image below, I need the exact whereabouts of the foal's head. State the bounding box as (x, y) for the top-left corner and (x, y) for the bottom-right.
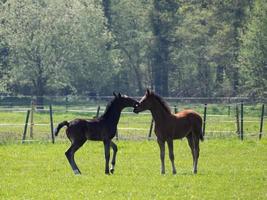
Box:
(133, 89), (154, 113)
(113, 92), (138, 109)
(133, 89), (171, 114)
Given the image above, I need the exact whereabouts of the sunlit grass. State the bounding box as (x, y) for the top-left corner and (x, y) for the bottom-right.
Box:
(0, 138), (266, 199)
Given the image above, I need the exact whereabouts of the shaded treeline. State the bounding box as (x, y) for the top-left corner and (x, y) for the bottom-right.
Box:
(0, 0), (266, 103)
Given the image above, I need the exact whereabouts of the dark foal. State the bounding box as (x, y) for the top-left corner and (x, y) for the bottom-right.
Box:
(54, 92), (138, 175)
(134, 89), (204, 174)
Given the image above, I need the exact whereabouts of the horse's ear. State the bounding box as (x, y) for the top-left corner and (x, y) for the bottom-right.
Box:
(146, 89), (151, 96)
(113, 92), (117, 98)
(118, 93), (122, 98)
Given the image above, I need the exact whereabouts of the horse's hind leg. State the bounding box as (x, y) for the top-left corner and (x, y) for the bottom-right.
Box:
(167, 140), (176, 174)
(186, 133), (196, 174)
(157, 139), (165, 174)
(192, 135), (200, 174)
(110, 141), (118, 174)
(65, 139), (86, 175)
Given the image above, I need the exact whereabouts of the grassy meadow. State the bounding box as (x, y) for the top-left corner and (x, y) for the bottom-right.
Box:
(0, 103), (266, 199)
(0, 138), (267, 199)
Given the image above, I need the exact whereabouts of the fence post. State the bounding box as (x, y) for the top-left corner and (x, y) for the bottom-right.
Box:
(228, 98), (231, 116)
(235, 104), (240, 136)
(30, 101), (35, 138)
(49, 104), (55, 144)
(174, 105), (178, 114)
(65, 96), (68, 111)
(202, 104), (207, 136)
(96, 106), (100, 118)
(22, 110), (30, 143)
(240, 102), (244, 140)
(259, 104), (265, 140)
(148, 119), (154, 140)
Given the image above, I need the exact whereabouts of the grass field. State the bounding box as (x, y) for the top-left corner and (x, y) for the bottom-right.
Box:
(1, 138), (267, 199)
(0, 103), (266, 199)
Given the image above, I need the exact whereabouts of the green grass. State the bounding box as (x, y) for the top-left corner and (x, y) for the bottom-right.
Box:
(0, 138), (267, 199)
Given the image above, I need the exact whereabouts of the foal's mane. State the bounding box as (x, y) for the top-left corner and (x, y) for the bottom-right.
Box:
(152, 93), (171, 114)
(99, 97), (118, 119)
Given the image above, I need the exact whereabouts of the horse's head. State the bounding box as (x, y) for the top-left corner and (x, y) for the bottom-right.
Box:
(133, 89), (153, 114)
(113, 92), (138, 109)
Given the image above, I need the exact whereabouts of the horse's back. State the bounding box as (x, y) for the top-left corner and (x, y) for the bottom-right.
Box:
(174, 109), (202, 135)
(67, 118), (103, 141)
(175, 109), (202, 122)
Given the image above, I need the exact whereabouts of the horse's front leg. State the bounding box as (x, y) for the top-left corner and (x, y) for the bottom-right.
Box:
(167, 140), (177, 174)
(103, 140), (111, 175)
(157, 139), (165, 174)
(110, 141), (118, 174)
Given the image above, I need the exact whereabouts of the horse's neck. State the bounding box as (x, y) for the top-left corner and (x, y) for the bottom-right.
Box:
(150, 101), (172, 125)
(102, 104), (122, 126)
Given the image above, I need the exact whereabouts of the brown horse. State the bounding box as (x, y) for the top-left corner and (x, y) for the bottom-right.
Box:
(54, 92), (138, 175)
(134, 89), (203, 174)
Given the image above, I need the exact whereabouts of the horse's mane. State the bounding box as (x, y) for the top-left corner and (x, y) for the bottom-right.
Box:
(99, 97), (117, 119)
(152, 93), (171, 114)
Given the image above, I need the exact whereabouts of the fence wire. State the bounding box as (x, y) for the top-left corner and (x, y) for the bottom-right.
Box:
(0, 100), (265, 143)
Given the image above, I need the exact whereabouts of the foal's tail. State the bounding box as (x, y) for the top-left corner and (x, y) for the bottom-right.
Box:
(54, 121), (69, 136)
(199, 129), (204, 142)
(195, 114), (204, 142)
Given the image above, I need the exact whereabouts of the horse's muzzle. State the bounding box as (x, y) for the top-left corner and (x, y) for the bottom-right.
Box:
(133, 102), (140, 114)
(133, 108), (139, 114)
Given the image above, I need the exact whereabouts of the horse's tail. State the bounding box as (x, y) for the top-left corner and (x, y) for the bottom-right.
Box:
(54, 121), (69, 136)
(199, 129), (204, 142)
(194, 114), (204, 142)
(189, 112), (204, 142)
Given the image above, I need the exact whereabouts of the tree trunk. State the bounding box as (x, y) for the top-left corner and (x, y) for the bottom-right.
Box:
(151, 0), (170, 96)
(216, 65), (224, 84)
(132, 62), (143, 95)
(34, 55), (46, 109)
(102, 0), (112, 31)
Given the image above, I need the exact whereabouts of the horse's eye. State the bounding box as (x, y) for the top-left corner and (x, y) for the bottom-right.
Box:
(134, 102), (140, 108)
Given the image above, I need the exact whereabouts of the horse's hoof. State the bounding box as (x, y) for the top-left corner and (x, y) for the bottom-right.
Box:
(73, 169), (81, 175)
(110, 168), (114, 174)
(193, 170), (197, 174)
(172, 170), (177, 175)
(105, 170), (110, 175)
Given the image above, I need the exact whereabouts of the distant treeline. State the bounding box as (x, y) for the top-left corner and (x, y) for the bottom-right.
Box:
(0, 0), (266, 99)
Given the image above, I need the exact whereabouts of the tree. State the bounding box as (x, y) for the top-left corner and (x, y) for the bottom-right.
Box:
(102, 0), (153, 95)
(239, 0), (267, 98)
(170, 1), (215, 96)
(150, 0), (179, 96)
(1, 0), (113, 102)
(210, 0), (252, 96)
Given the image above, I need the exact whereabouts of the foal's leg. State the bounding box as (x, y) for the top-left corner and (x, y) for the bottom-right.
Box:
(186, 133), (196, 174)
(103, 140), (111, 175)
(65, 139), (86, 175)
(157, 139), (165, 174)
(192, 135), (200, 174)
(167, 140), (177, 174)
(110, 141), (118, 174)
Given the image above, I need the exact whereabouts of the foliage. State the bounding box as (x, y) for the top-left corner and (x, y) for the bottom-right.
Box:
(239, 0), (267, 98)
(0, 0), (266, 98)
(1, 0), (113, 97)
